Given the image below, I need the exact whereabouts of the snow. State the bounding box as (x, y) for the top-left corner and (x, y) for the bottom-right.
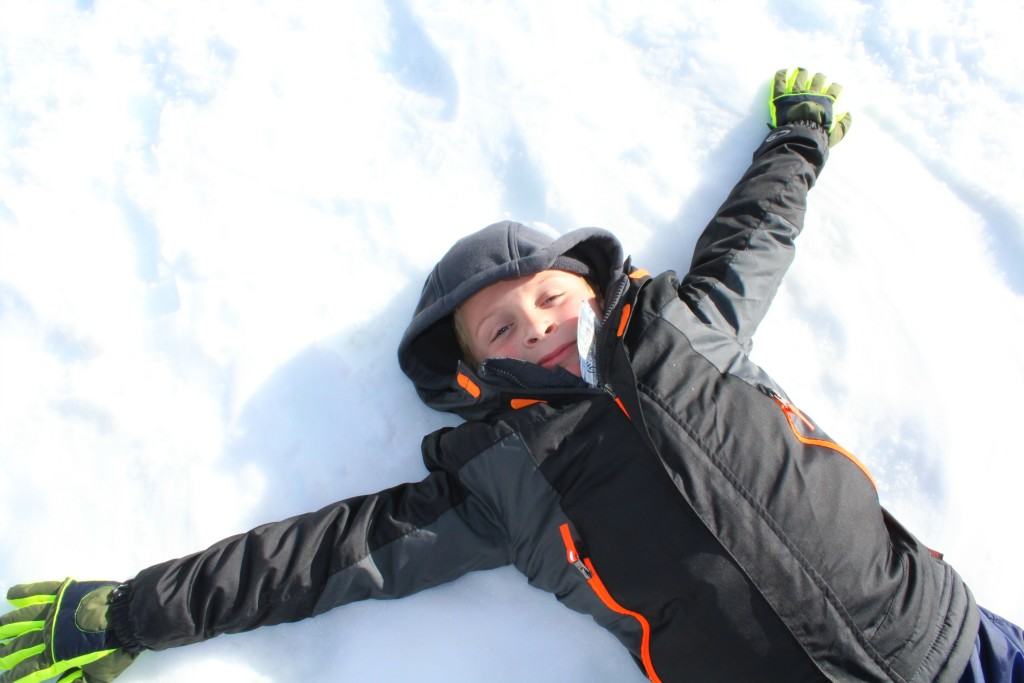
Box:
(1, 1), (1022, 681)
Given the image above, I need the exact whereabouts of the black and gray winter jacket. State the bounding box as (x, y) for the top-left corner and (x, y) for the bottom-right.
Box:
(110, 122), (978, 682)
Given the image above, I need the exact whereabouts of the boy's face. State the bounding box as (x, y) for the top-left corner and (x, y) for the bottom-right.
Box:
(456, 270), (600, 377)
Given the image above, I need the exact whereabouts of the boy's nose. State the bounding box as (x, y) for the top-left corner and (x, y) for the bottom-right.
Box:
(525, 318), (555, 345)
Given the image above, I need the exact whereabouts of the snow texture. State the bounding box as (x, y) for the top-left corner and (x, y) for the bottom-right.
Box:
(1, 2), (1022, 681)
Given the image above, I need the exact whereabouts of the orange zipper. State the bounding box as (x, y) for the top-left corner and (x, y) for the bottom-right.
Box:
(760, 385), (877, 489)
(558, 523), (662, 683)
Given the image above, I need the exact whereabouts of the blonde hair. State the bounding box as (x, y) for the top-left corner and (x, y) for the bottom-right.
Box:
(452, 308), (479, 367)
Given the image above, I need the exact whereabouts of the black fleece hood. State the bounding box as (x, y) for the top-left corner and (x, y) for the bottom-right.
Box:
(398, 220), (624, 418)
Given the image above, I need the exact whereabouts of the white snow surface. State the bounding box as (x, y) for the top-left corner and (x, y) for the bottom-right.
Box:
(1, 2), (1023, 681)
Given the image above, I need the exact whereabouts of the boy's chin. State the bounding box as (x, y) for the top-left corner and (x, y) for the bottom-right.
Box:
(557, 354), (583, 377)
(534, 358), (581, 377)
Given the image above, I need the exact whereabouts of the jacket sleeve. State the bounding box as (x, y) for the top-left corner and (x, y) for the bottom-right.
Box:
(109, 470), (510, 651)
(679, 122), (830, 350)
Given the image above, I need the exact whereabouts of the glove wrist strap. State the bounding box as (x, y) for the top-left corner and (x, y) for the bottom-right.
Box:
(107, 582), (145, 654)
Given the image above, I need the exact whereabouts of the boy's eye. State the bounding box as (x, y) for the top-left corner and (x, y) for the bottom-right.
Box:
(543, 293), (564, 305)
(491, 324), (511, 342)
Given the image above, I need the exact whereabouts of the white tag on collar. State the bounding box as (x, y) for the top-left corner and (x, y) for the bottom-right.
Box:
(577, 301), (599, 386)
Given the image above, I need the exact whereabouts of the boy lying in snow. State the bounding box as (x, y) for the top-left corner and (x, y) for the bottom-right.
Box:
(2, 68), (1022, 683)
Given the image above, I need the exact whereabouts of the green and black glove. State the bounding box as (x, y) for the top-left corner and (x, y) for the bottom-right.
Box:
(769, 67), (852, 147)
(0, 580), (136, 683)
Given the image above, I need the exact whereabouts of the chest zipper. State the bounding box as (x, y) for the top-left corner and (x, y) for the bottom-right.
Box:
(758, 384), (877, 489)
(558, 523), (662, 683)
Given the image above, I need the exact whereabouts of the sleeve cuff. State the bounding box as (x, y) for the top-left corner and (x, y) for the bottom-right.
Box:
(107, 581), (146, 654)
(755, 121), (829, 164)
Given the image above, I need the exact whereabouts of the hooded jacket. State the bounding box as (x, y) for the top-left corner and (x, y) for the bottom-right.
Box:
(111, 122), (978, 682)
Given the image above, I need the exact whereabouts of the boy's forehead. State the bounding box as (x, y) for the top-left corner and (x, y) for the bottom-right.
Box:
(460, 272), (539, 315)
(463, 270), (582, 308)
(462, 270), (589, 317)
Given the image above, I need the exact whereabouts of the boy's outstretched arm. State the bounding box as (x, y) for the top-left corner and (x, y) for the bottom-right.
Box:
(679, 68), (851, 350)
(0, 469), (510, 680)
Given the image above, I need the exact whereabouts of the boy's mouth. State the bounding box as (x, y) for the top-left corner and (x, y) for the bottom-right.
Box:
(538, 341), (576, 368)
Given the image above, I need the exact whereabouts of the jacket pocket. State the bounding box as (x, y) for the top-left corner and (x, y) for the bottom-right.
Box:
(758, 384), (877, 489)
(558, 523), (663, 683)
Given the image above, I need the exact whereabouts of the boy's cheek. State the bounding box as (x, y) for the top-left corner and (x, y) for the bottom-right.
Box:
(489, 341), (517, 362)
(495, 340), (512, 356)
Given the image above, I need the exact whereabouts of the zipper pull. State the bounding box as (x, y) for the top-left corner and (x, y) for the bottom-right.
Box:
(567, 548), (593, 580)
(757, 383), (783, 402)
(603, 384), (631, 420)
(558, 523), (593, 580)
(758, 384), (814, 431)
